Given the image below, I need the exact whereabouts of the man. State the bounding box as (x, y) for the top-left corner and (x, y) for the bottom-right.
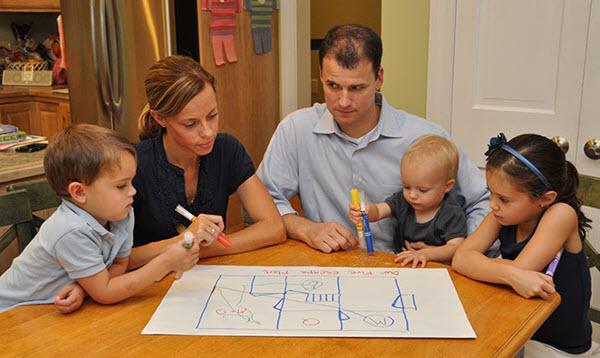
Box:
(257, 24), (490, 254)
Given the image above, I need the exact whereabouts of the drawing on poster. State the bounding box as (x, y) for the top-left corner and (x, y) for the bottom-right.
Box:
(142, 266), (476, 338)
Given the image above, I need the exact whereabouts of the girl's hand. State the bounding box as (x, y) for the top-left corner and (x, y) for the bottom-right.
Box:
(187, 214), (225, 246)
(347, 203), (362, 225)
(164, 238), (201, 280)
(54, 283), (85, 314)
(394, 250), (429, 268)
(508, 267), (556, 299)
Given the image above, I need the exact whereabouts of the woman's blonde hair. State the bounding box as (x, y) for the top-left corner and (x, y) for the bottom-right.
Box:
(138, 55), (216, 140)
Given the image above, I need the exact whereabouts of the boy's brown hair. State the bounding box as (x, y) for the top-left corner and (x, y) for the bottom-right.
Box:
(44, 124), (136, 197)
(402, 134), (460, 180)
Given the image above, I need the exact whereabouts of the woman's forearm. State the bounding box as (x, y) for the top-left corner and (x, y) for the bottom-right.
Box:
(198, 216), (286, 258)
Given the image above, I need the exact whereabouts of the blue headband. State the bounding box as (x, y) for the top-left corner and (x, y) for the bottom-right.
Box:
(485, 133), (551, 189)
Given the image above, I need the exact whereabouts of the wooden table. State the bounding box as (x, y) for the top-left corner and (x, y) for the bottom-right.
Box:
(0, 240), (559, 357)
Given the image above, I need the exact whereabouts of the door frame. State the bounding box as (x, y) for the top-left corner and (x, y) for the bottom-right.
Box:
(278, 0), (311, 119)
(426, 0), (457, 133)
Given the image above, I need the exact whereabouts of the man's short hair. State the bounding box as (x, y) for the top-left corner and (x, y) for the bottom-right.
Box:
(319, 24), (383, 77)
(402, 135), (460, 180)
(44, 124), (136, 197)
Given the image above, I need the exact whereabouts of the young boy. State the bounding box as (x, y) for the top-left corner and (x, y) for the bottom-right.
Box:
(348, 134), (467, 267)
(0, 124), (202, 313)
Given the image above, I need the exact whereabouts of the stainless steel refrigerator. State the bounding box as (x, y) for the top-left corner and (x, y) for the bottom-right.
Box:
(60, 0), (173, 142)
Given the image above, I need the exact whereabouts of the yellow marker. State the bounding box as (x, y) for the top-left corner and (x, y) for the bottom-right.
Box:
(350, 188), (366, 249)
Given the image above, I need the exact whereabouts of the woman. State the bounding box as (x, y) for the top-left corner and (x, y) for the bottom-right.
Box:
(129, 55), (285, 268)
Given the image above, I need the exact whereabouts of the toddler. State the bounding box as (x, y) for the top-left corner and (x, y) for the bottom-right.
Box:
(349, 134), (467, 267)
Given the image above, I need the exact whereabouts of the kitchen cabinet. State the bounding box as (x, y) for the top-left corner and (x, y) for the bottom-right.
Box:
(0, 0), (60, 12)
(0, 87), (70, 139)
(0, 102), (34, 133)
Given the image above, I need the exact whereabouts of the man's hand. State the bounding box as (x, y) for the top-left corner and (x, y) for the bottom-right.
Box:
(306, 221), (358, 253)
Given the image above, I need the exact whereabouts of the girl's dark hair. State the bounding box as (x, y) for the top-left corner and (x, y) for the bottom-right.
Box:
(486, 133), (591, 239)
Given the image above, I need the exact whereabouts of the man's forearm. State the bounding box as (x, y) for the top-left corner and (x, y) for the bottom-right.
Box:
(282, 213), (314, 244)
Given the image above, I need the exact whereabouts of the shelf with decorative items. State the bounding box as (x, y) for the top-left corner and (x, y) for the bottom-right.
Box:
(0, 0), (60, 12)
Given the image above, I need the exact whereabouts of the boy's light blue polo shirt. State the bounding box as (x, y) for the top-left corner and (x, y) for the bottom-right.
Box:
(0, 199), (133, 312)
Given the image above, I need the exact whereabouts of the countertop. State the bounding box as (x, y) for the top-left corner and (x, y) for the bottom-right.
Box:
(0, 85), (69, 101)
(0, 149), (45, 184)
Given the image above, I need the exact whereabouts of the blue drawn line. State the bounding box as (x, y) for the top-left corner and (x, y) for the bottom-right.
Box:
(275, 276), (288, 329)
(196, 274), (222, 329)
(412, 294), (417, 311)
(392, 278), (409, 331)
(337, 277), (343, 330)
(196, 275), (415, 332)
(286, 290), (309, 301)
(249, 275), (256, 295)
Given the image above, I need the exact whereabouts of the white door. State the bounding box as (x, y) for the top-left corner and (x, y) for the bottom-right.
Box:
(578, 0), (600, 176)
(450, 0), (595, 170)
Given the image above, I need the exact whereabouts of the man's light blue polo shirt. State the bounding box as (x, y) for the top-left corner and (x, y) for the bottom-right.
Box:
(0, 199), (133, 312)
(257, 94), (490, 252)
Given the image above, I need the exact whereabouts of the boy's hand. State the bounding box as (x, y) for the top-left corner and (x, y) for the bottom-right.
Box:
(394, 250), (429, 268)
(165, 238), (201, 280)
(187, 214), (224, 246)
(54, 283), (85, 314)
(347, 203), (362, 225)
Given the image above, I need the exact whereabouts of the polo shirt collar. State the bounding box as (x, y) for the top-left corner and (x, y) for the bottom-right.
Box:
(62, 199), (110, 236)
(312, 93), (404, 139)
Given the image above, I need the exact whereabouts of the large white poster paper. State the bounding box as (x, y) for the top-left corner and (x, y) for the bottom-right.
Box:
(142, 265), (476, 338)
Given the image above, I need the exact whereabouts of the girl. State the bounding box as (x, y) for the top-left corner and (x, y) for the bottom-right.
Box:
(452, 133), (595, 357)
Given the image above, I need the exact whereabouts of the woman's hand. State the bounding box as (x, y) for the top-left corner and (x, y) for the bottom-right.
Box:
(187, 214), (224, 246)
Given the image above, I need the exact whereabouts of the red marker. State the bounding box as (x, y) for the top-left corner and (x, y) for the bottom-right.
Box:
(174, 205), (232, 247)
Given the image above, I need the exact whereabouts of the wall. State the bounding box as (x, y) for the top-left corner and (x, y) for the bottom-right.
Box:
(381, 0), (429, 117)
(310, 0), (381, 104)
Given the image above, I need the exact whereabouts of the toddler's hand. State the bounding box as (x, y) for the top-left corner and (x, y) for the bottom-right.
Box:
(54, 283), (85, 314)
(347, 203), (362, 225)
(404, 241), (432, 250)
(394, 251), (429, 268)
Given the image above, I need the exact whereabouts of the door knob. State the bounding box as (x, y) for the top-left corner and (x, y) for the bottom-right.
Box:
(551, 136), (569, 154)
(584, 139), (600, 160)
